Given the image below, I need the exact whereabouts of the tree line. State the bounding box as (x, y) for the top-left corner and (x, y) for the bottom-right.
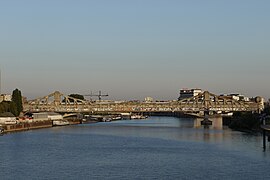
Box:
(0, 89), (23, 116)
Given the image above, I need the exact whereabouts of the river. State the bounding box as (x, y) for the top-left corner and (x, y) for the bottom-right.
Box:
(1, 116), (270, 180)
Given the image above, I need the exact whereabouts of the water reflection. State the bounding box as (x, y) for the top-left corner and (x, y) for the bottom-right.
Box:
(79, 117), (250, 148)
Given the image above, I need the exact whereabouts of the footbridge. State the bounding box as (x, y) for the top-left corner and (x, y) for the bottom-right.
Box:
(23, 91), (264, 114)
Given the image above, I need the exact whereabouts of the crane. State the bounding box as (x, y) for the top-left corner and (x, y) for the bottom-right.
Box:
(84, 91), (108, 101)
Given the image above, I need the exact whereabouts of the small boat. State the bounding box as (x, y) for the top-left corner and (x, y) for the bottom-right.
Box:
(131, 114), (148, 119)
(102, 117), (112, 122)
(53, 120), (70, 126)
(0, 126), (4, 135)
(112, 116), (122, 120)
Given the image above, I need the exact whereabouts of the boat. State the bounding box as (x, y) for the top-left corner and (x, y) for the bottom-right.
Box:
(102, 117), (112, 122)
(131, 114), (148, 119)
(0, 126), (4, 135)
(53, 120), (70, 126)
(112, 116), (122, 120)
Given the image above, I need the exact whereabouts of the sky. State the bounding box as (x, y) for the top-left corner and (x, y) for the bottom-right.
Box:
(0, 0), (269, 101)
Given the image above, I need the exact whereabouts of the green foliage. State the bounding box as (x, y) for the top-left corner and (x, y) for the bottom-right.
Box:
(63, 94), (85, 103)
(69, 94), (85, 100)
(0, 112), (15, 117)
(0, 101), (11, 114)
(263, 101), (270, 115)
(11, 88), (23, 116)
(9, 101), (18, 117)
(229, 112), (261, 132)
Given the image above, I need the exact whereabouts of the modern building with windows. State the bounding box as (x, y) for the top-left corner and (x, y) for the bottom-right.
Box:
(178, 88), (202, 100)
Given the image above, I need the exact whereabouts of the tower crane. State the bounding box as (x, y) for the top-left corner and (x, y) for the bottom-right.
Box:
(84, 91), (108, 101)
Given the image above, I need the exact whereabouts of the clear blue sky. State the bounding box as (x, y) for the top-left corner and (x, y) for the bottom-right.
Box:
(0, 0), (269, 100)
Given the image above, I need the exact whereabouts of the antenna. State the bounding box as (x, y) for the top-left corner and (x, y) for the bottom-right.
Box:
(0, 68), (1, 95)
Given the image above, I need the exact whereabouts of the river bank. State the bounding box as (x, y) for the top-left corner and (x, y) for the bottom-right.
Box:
(1, 119), (82, 134)
(224, 112), (263, 133)
(0, 113), (266, 135)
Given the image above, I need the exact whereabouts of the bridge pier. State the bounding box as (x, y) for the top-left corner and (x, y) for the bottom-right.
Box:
(263, 130), (266, 150)
(195, 116), (223, 129)
(201, 111), (212, 127)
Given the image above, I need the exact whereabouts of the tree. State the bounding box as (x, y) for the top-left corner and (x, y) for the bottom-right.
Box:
(11, 88), (23, 116)
(62, 94), (85, 103)
(69, 94), (85, 100)
(0, 101), (10, 114)
(0, 101), (10, 113)
(9, 101), (18, 117)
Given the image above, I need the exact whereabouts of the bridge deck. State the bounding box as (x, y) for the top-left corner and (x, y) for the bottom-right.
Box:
(23, 91), (264, 113)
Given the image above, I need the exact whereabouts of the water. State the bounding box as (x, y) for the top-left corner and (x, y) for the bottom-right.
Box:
(1, 116), (270, 180)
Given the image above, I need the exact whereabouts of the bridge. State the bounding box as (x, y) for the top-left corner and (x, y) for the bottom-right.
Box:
(23, 91), (264, 114)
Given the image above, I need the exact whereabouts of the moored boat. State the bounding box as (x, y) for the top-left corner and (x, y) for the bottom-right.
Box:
(102, 117), (112, 122)
(112, 116), (122, 120)
(131, 114), (148, 119)
(0, 125), (4, 135)
(53, 120), (70, 126)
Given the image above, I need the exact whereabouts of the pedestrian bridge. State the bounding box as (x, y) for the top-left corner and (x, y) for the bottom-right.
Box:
(23, 91), (264, 114)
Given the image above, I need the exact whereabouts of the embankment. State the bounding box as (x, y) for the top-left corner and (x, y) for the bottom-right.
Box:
(2, 120), (53, 133)
(2, 119), (82, 134)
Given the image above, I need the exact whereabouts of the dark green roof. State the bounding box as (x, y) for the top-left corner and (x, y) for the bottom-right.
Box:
(0, 112), (15, 117)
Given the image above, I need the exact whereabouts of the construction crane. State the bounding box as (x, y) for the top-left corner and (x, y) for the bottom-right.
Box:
(84, 91), (108, 101)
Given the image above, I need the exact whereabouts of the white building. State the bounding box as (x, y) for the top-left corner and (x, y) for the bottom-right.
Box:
(48, 112), (63, 121)
(0, 117), (17, 124)
(0, 112), (17, 125)
(32, 113), (49, 121)
(32, 112), (63, 121)
(144, 97), (154, 102)
(0, 94), (12, 103)
(221, 93), (250, 102)
(178, 88), (202, 100)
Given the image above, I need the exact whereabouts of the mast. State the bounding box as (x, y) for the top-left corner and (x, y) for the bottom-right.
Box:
(0, 68), (1, 95)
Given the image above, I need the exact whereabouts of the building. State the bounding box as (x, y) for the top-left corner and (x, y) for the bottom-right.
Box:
(32, 112), (63, 121)
(0, 112), (17, 125)
(144, 97), (154, 103)
(220, 93), (250, 102)
(178, 88), (202, 100)
(32, 112), (49, 121)
(0, 94), (12, 103)
(48, 112), (63, 121)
